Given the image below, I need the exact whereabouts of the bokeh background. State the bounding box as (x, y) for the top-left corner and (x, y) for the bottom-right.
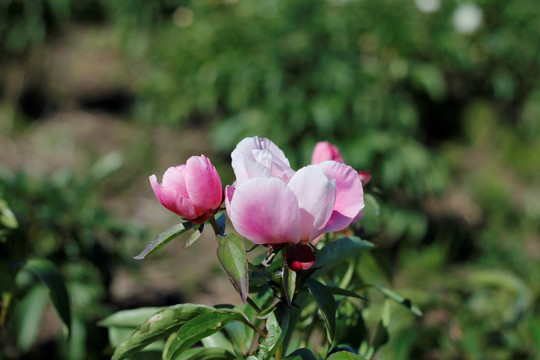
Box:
(1, 0), (540, 358)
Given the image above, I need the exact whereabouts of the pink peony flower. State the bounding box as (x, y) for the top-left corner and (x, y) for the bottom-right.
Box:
(225, 137), (364, 249)
(149, 155), (223, 224)
(311, 141), (345, 164)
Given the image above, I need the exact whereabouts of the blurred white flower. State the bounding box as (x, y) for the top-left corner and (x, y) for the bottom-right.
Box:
(414, 0), (441, 13)
(452, 3), (483, 34)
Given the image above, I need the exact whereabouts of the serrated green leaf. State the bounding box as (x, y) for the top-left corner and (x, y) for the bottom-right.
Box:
(326, 351), (367, 360)
(314, 237), (374, 270)
(22, 258), (71, 334)
(285, 348), (318, 360)
(283, 263), (296, 306)
(99, 307), (165, 328)
(216, 234), (249, 303)
(306, 279), (336, 344)
(373, 284), (422, 316)
(134, 222), (194, 260)
(164, 311), (240, 360)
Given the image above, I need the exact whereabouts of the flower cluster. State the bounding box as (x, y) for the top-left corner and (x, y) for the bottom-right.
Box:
(149, 136), (365, 271)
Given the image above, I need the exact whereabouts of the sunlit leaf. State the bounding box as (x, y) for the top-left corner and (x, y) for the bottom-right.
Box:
(99, 307), (165, 328)
(134, 222), (194, 260)
(111, 304), (259, 360)
(216, 233), (249, 303)
(22, 258), (71, 334)
(306, 279), (336, 344)
(164, 312), (240, 360)
(111, 304), (229, 360)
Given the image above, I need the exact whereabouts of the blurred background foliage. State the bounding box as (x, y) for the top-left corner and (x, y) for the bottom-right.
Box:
(1, 0), (540, 358)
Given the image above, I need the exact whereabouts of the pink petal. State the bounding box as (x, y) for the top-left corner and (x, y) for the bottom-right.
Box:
(318, 161), (365, 232)
(311, 141), (344, 164)
(162, 165), (189, 199)
(287, 165), (336, 242)
(184, 155), (222, 213)
(231, 136), (294, 183)
(149, 173), (196, 219)
(227, 177), (302, 245)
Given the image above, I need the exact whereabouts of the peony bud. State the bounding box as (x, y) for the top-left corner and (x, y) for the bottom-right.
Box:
(149, 155), (223, 224)
(311, 141), (345, 164)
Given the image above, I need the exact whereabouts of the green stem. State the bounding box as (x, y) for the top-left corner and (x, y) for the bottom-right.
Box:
(209, 215), (222, 236)
(247, 297), (263, 314)
(275, 344), (283, 360)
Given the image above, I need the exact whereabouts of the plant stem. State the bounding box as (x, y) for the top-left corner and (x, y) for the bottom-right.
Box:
(209, 215), (222, 236)
(247, 296), (263, 314)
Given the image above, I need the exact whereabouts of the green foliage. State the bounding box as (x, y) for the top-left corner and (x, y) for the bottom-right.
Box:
(0, 169), (143, 358)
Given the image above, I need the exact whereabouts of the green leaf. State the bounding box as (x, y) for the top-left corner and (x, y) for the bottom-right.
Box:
(370, 299), (391, 356)
(326, 286), (368, 301)
(164, 311), (240, 360)
(201, 330), (234, 353)
(225, 320), (254, 356)
(99, 307), (165, 328)
(326, 351), (367, 360)
(253, 308), (289, 360)
(172, 346), (236, 360)
(372, 284), (422, 316)
(216, 234), (249, 303)
(15, 284), (48, 351)
(0, 199), (18, 229)
(184, 224), (203, 248)
(285, 348), (317, 360)
(111, 304), (258, 360)
(283, 263), (296, 306)
(306, 279), (336, 344)
(315, 237), (374, 270)
(134, 222), (194, 260)
(22, 258), (71, 334)
(111, 304), (222, 360)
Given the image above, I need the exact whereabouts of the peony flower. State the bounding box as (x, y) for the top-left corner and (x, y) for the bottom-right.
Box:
(149, 155), (223, 224)
(311, 141), (345, 164)
(312, 141), (371, 185)
(231, 136), (295, 184)
(226, 137), (364, 248)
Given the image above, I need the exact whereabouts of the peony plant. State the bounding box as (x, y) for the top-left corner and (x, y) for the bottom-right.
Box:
(100, 136), (421, 360)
